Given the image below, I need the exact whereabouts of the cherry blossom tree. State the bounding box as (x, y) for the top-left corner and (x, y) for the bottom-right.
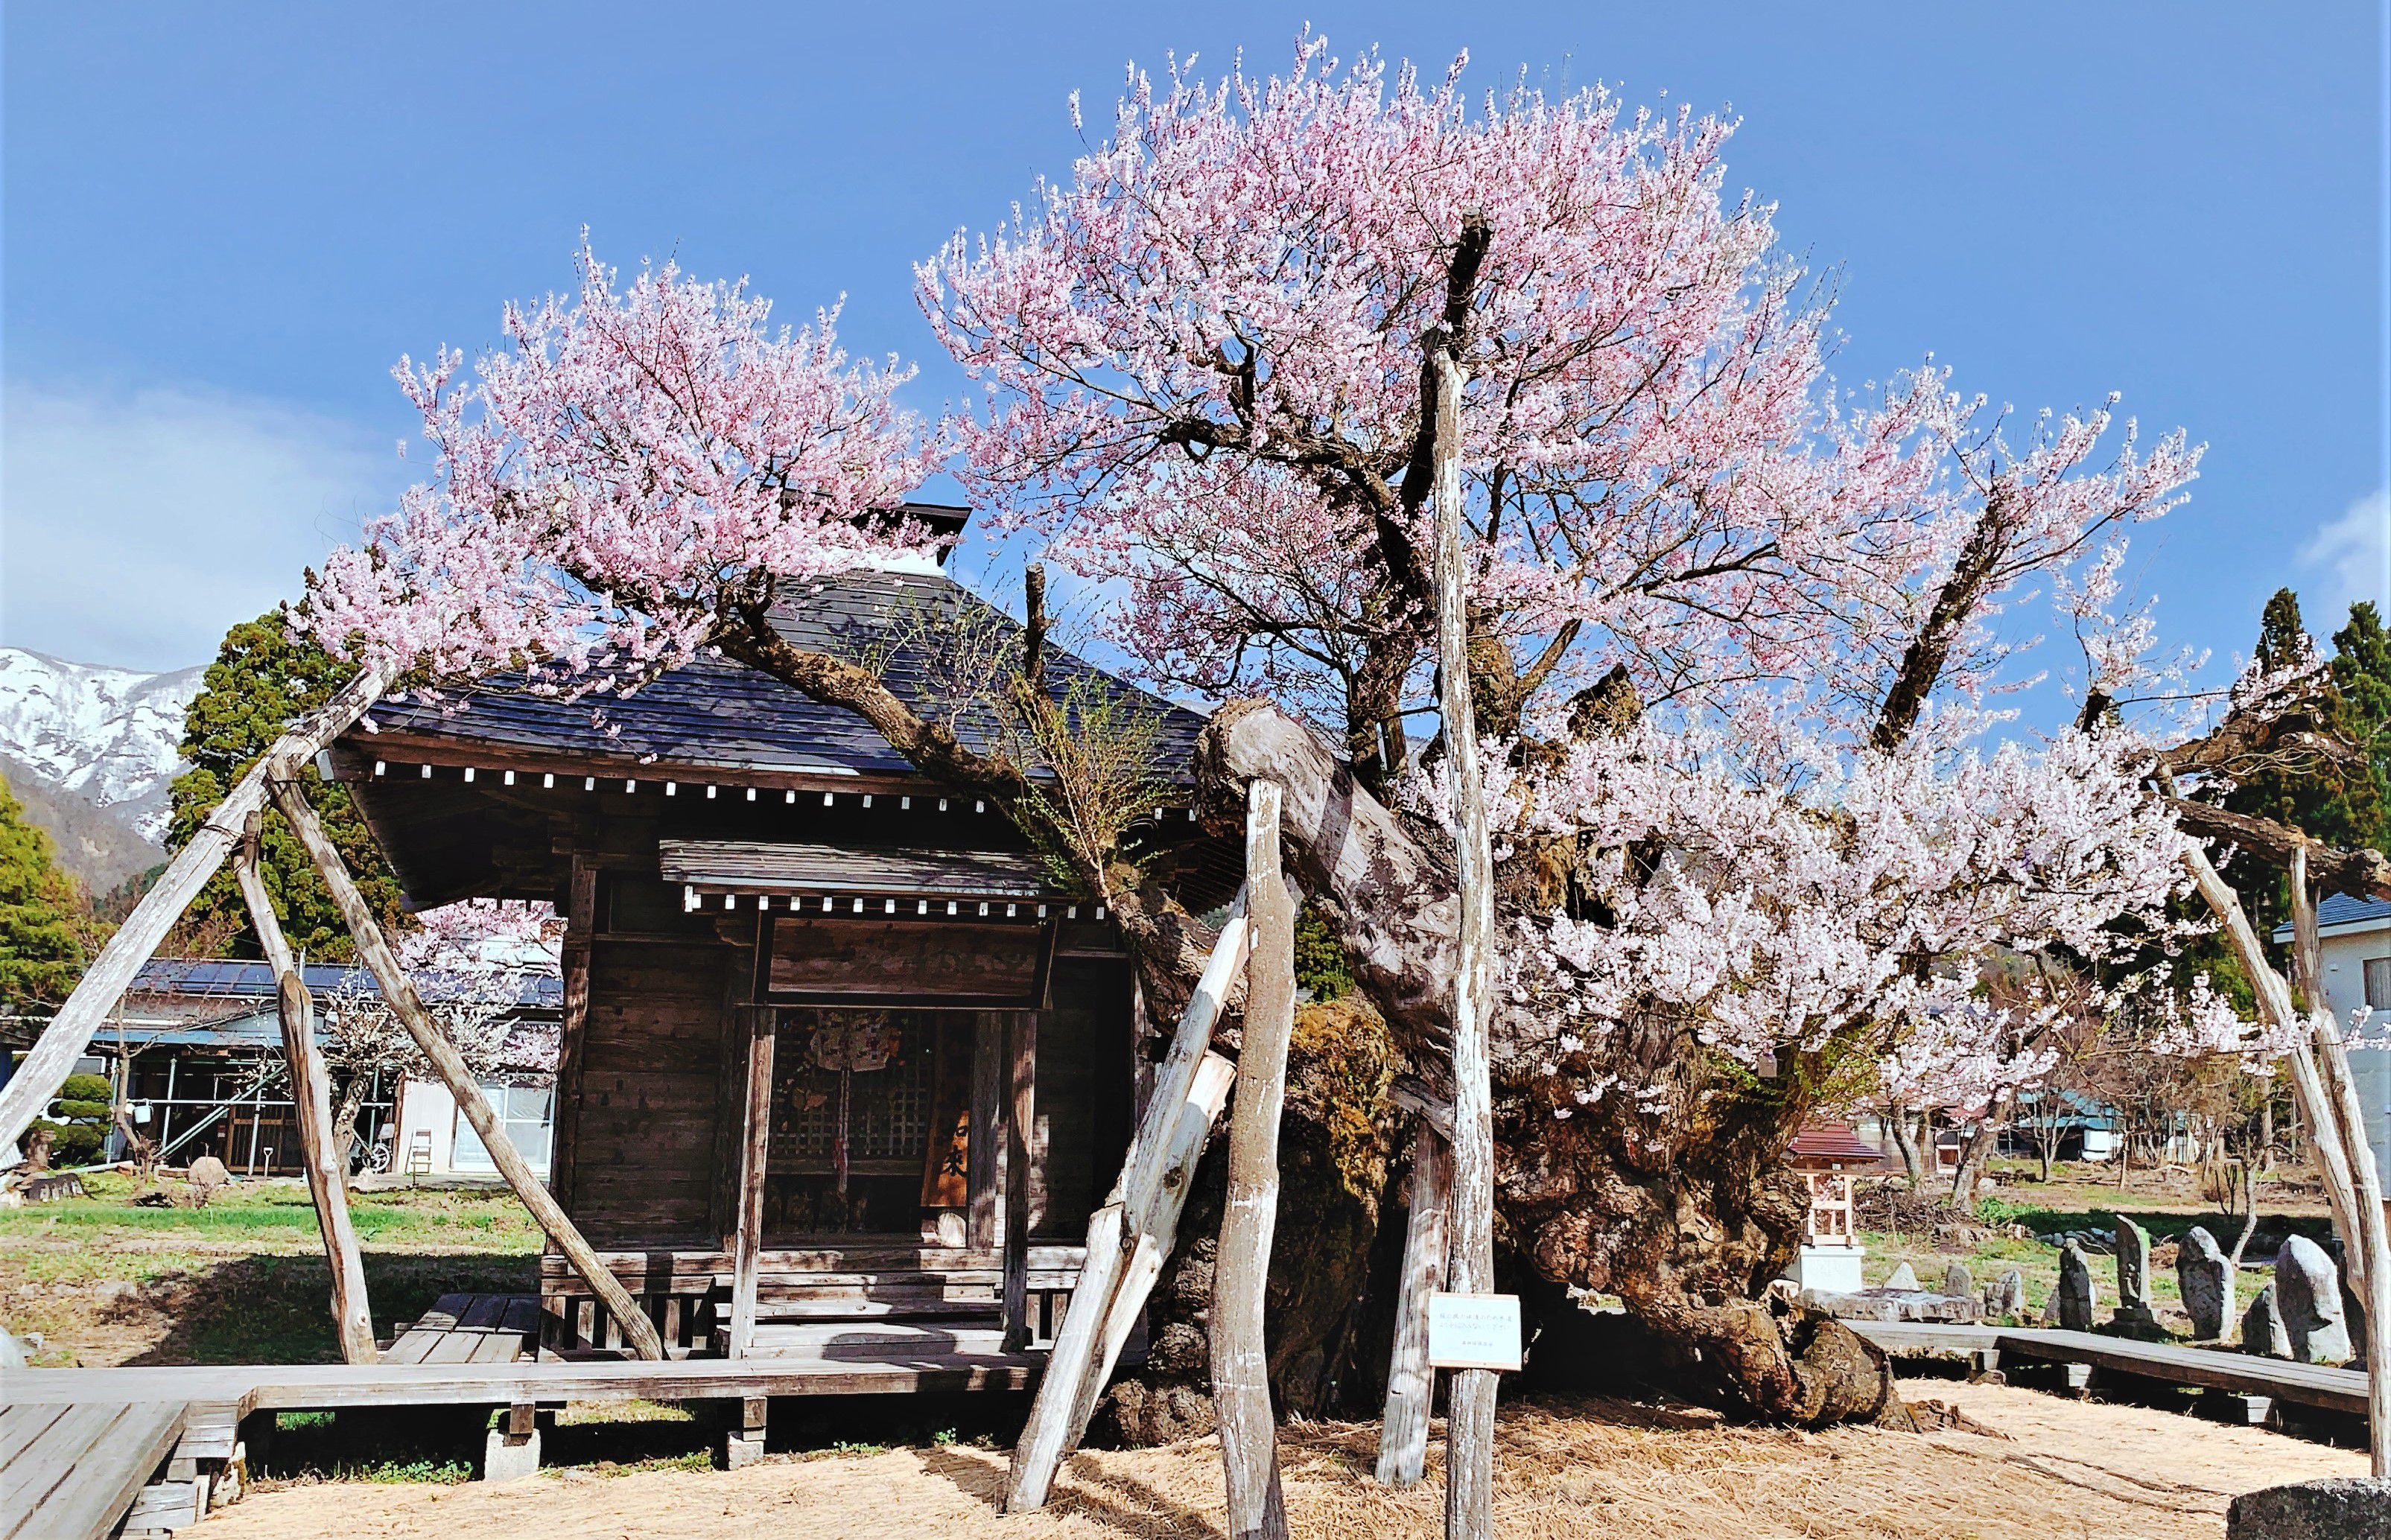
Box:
(294, 39), (2381, 1433)
(923, 36), (2233, 1421)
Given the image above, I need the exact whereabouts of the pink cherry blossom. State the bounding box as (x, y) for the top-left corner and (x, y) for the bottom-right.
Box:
(300, 239), (942, 696)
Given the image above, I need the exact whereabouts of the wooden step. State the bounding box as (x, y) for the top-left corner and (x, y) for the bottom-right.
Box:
(743, 1321), (1009, 1360)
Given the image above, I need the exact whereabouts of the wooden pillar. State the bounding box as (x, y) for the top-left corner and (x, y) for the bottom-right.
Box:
(1377, 1124), (1450, 1486)
(1215, 779), (1293, 1540)
(1129, 977), (1155, 1124)
(546, 855), (597, 1206)
(728, 1006), (776, 1360)
(267, 774), (667, 1361)
(1430, 328), (1499, 1540)
(1003, 1008), (1039, 1351)
(968, 1013), (1002, 1250)
(230, 814), (376, 1365)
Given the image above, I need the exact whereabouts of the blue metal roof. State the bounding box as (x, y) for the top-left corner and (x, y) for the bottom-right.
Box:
(130, 958), (562, 1008)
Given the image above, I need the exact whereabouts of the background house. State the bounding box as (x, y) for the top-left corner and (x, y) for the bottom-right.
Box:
(2274, 892), (2391, 1182)
(1, 957), (559, 1181)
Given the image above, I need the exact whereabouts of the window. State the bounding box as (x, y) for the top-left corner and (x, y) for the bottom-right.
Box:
(451, 1083), (553, 1174)
(2366, 957), (2391, 1011)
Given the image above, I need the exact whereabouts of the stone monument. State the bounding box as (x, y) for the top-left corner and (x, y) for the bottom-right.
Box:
(2056, 1239), (2098, 1331)
(2176, 1224), (2234, 1340)
(2276, 1234), (2352, 1364)
(2110, 1213), (2158, 1331)
(2242, 1282), (2292, 1358)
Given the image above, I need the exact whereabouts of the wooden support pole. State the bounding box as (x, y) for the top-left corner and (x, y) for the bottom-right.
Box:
(266, 773), (667, 1361)
(2290, 850), (2391, 1476)
(230, 815), (376, 1366)
(1216, 780), (1293, 1540)
(2183, 838), (2384, 1473)
(1377, 1123), (1451, 1486)
(546, 855), (597, 1206)
(0, 667), (387, 1158)
(728, 1006), (775, 1360)
(1003, 1009), (1040, 1351)
(1006, 888), (1251, 1513)
(1430, 329), (1498, 1540)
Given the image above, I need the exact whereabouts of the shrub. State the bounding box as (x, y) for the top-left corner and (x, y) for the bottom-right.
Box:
(30, 1118), (105, 1167)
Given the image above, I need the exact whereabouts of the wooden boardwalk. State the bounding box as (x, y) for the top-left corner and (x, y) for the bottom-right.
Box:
(382, 1293), (543, 1366)
(1, 1323), (1044, 1538)
(0, 1399), (188, 1540)
(1852, 1320), (2369, 1416)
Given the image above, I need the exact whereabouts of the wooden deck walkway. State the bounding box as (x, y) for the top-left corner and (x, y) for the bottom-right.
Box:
(0, 1399), (188, 1540)
(1, 1317), (1044, 1538)
(382, 1293), (543, 1366)
(1851, 1320), (2369, 1416)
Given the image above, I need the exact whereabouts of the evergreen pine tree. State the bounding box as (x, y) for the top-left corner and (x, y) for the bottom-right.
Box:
(166, 613), (409, 960)
(2217, 589), (2391, 935)
(0, 771), (98, 1008)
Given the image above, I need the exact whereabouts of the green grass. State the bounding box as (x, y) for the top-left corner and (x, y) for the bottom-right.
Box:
(0, 1173), (542, 1366)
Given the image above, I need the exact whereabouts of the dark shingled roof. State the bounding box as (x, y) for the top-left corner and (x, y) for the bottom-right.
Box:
(355, 567), (1207, 786)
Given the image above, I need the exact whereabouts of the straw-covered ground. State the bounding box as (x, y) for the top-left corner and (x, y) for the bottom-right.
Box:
(205, 1380), (2363, 1540)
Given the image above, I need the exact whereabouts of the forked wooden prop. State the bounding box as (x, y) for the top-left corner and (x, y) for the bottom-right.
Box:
(231, 810), (378, 1364)
(1214, 781), (1295, 1540)
(2185, 841), (2390, 1474)
(1006, 886), (1251, 1512)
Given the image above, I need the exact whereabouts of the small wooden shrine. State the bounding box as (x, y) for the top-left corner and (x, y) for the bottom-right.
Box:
(1781, 1119), (1883, 1294)
(329, 509), (1236, 1362)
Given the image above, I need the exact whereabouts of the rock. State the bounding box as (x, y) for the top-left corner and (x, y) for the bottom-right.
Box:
(1987, 1268), (2025, 1320)
(1880, 1261), (1920, 1291)
(1802, 1288), (1980, 1325)
(0, 1326), (23, 1371)
(2056, 1239), (2098, 1331)
(2243, 1282), (2293, 1359)
(2111, 1214), (2156, 1327)
(2226, 1476), (2391, 1539)
(2177, 1225), (2235, 1340)
(186, 1156), (229, 1206)
(2276, 1235), (2352, 1364)
(1942, 1261), (1973, 1299)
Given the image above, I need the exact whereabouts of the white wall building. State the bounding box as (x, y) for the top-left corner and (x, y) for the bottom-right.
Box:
(2274, 892), (2391, 1180)
(385, 1075), (554, 1180)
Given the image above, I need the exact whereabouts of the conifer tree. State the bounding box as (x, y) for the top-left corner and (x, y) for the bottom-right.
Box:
(0, 771), (96, 1008)
(2219, 590), (2391, 932)
(165, 613), (408, 960)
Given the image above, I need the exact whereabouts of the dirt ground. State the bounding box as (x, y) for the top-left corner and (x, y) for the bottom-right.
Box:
(203, 1380), (2365, 1540)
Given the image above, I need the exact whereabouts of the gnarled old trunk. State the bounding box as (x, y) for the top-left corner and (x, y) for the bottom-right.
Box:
(1163, 700), (1897, 1429)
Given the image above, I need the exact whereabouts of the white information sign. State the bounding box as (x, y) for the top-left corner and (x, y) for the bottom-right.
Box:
(1426, 1291), (1522, 1372)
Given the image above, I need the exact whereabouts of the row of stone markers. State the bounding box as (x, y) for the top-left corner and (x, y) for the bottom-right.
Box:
(2046, 1213), (2357, 1366)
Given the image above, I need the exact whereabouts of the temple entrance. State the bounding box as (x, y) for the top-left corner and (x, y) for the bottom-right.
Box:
(763, 1009), (974, 1238)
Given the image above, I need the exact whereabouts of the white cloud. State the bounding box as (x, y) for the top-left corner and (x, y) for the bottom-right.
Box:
(2299, 487), (2391, 624)
(0, 380), (402, 672)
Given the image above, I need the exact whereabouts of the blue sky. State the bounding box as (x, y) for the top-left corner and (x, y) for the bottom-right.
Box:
(3, 2), (2385, 683)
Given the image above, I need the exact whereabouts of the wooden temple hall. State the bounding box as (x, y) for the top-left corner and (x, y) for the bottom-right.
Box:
(331, 509), (1235, 1364)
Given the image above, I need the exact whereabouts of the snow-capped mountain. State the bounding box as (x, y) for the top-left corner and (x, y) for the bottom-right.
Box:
(0, 647), (202, 844)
